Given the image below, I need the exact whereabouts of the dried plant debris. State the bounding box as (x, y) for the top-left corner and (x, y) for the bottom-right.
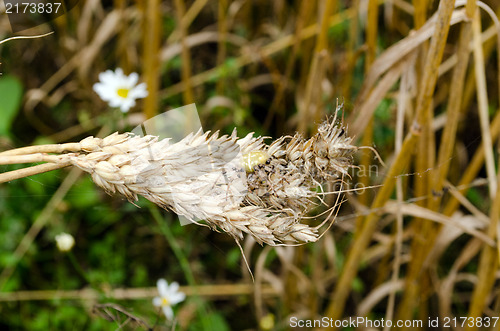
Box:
(69, 116), (356, 245)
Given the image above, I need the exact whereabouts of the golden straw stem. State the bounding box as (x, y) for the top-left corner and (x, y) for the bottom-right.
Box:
(413, 0), (429, 29)
(431, 4), (474, 209)
(0, 162), (70, 184)
(0, 284), (277, 302)
(0, 142), (81, 156)
(142, 0), (161, 119)
(472, 8), (497, 198)
(466, 164), (500, 328)
(174, 0), (195, 105)
(443, 108), (500, 216)
(162, 9), (356, 99)
(395, 0), (458, 320)
(216, 0), (228, 95)
(300, 0), (336, 134)
(0, 154), (69, 165)
(356, 0), (378, 231)
(323, 0), (457, 322)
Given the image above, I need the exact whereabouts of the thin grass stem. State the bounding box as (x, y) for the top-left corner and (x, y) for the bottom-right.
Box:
(150, 205), (212, 331)
(0, 162), (70, 184)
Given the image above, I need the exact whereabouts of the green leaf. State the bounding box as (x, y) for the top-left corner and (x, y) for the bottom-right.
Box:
(0, 75), (23, 137)
(206, 312), (231, 331)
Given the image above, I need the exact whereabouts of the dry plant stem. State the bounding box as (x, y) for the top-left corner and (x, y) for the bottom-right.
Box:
(356, 0), (378, 232)
(412, 102), (434, 310)
(386, 163), (403, 328)
(384, 50), (411, 330)
(0, 154), (70, 165)
(365, 0), (379, 68)
(0, 283), (277, 302)
(0, 135), (112, 184)
(308, 243), (322, 319)
(263, 1), (314, 131)
(415, 5), (476, 314)
(438, 238), (483, 319)
(0, 166), (81, 290)
(413, 0), (428, 29)
(351, 8), (466, 111)
(323, 135), (415, 323)
(142, 0), (161, 119)
(174, 0), (194, 105)
(24, 10), (121, 117)
(0, 162), (70, 184)
(472, 9), (497, 199)
(299, 0), (335, 134)
(396, 0), (458, 320)
(356, 123), (373, 233)
(431, 7), (473, 210)
(357, 280), (406, 316)
(459, 1), (500, 140)
(254, 245), (272, 323)
(0, 142), (81, 156)
(341, 0), (360, 100)
(78, 9), (125, 81)
(444, 108), (500, 216)
(323, 0), (456, 322)
(409, 0), (474, 317)
(115, 0), (131, 71)
(445, 180), (490, 225)
(448, 181), (491, 217)
(265, 0), (314, 131)
(466, 171), (500, 328)
(166, 0), (208, 44)
(162, 8), (357, 99)
(350, 55), (411, 137)
(216, 0), (228, 95)
(382, 202), (494, 246)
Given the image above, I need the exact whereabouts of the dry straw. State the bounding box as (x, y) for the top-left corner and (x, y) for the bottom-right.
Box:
(0, 113), (356, 246)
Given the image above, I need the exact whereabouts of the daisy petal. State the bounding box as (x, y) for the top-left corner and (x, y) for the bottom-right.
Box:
(157, 278), (168, 296)
(170, 292), (186, 305)
(127, 72), (139, 86)
(152, 296), (162, 307)
(98, 70), (117, 84)
(168, 282), (180, 293)
(129, 83), (149, 98)
(120, 99), (135, 112)
(162, 306), (174, 320)
(115, 67), (124, 78)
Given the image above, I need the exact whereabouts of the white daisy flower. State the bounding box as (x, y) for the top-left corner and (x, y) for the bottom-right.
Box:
(152, 279), (186, 320)
(93, 68), (148, 113)
(55, 232), (75, 252)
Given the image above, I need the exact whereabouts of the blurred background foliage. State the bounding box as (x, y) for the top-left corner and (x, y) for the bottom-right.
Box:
(1, 0), (500, 330)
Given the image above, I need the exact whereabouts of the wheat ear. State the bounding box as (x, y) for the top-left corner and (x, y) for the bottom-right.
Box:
(0, 117), (356, 246)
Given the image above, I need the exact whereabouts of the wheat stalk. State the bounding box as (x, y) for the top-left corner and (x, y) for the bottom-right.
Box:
(0, 115), (356, 246)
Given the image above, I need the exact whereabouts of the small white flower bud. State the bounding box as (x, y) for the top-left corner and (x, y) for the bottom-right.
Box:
(55, 233), (75, 252)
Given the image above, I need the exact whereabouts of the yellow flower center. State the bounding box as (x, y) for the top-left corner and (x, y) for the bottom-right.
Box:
(117, 88), (129, 98)
(161, 297), (170, 307)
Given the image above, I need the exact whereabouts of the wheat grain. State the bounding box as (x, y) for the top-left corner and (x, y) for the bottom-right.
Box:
(67, 116), (356, 245)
